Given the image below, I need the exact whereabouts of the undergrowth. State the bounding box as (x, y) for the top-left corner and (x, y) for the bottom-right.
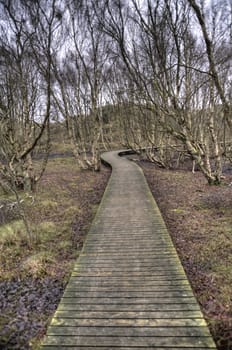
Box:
(141, 163), (232, 350)
(0, 156), (111, 349)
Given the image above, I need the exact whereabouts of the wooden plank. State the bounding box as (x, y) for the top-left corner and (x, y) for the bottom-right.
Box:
(65, 285), (192, 292)
(60, 297), (197, 305)
(80, 251), (177, 258)
(57, 303), (201, 312)
(62, 291), (194, 298)
(85, 235), (171, 240)
(84, 236), (172, 241)
(83, 242), (174, 249)
(74, 261), (181, 269)
(42, 335), (216, 347)
(78, 255), (178, 262)
(72, 269), (186, 275)
(85, 238), (172, 244)
(77, 261), (179, 266)
(71, 265), (186, 275)
(49, 317), (208, 328)
(82, 248), (176, 254)
(72, 269), (185, 275)
(67, 279), (191, 287)
(69, 277), (188, 284)
(71, 271), (185, 277)
(47, 326), (213, 337)
(74, 261), (183, 267)
(78, 254), (179, 260)
(54, 310), (204, 319)
(42, 347), (216, 350)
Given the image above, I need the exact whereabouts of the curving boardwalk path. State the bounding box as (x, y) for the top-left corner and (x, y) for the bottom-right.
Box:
(41, 150), (216, 349)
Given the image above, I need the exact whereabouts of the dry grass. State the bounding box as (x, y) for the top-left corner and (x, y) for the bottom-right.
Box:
(1, 157), (110, 276)
(141, 161), (232, 350)
(0, 155), (111, 349)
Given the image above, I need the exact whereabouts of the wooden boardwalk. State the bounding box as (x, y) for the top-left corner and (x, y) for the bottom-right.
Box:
(41, 150), (216, 349)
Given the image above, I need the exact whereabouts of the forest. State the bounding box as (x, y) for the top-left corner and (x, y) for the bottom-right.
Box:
(0, 0), (231, 349)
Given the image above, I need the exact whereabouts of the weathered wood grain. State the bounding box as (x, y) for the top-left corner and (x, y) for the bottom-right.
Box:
(46, 326), (213, 337)
(43, 335), (215, 347)
(48, 317), (208, 328)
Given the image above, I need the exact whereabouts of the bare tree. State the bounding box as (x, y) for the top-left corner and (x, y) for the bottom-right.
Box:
(52, 0), (111, 171)
(0, 0), (62, 192)
(97, 0), (232, 184)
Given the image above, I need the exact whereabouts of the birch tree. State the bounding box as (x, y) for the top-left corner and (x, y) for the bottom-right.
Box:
(53, 0), (111, 171)
(0, 0), (62, 192)
(98, 0), (232, 183)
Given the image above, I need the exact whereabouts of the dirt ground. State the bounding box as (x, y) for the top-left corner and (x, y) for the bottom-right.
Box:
(140, 160), (232, 350)
(0, 157), (111, 349)
(1, 154), (231, 349)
